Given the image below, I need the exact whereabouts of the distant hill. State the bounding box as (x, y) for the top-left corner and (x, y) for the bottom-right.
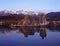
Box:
(46, 12), (60, 20)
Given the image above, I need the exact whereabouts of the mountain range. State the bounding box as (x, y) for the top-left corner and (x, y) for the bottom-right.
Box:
(0, 9), (60, 20)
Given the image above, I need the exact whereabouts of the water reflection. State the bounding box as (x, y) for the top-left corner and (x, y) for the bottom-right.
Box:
(0, 26), (60, 39)
(17, 27), (47, 39)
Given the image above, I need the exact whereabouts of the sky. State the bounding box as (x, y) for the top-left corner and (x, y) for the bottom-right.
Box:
(0, 0), (60, 13)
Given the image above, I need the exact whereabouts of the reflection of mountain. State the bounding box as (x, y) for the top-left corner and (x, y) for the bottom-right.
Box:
(0, 26), (60, 39)
(0, 27), (47, 39)
(0, 27), (17, 35)
(15, 27), (47, 39)
(47, 25), (60, 31)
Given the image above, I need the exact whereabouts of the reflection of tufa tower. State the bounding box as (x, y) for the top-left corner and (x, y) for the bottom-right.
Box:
(40, 27), (46, 39)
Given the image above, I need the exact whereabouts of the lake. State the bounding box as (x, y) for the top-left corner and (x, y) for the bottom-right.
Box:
(0, 26), (60, 46)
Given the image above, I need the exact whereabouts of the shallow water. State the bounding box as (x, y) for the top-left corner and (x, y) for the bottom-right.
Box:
(0, 26), (60, 46)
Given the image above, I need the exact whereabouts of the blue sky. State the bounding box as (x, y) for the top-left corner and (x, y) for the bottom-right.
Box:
(0, 0), (60, 12)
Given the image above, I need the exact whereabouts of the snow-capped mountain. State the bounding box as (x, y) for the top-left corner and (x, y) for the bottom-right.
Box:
(3, 9), (15, 14)
(16, 10), (39, 15)
(0, 9), (15, 16)
(0, 9), (41, 16)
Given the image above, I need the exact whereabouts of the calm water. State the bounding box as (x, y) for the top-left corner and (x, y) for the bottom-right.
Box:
(0, 26), (60, 46)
